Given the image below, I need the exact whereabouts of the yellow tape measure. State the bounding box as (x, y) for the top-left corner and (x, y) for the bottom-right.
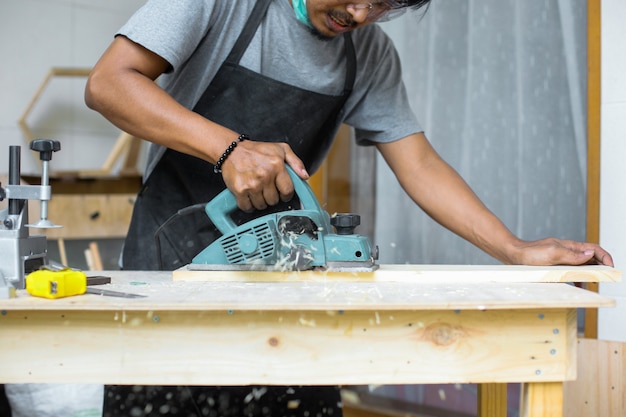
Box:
(26, 269), (87, 299)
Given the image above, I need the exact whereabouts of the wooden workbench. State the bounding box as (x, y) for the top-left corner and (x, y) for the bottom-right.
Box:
(0, 265), (619, 417)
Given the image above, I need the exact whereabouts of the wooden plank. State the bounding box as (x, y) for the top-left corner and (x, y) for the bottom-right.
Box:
(0, 308), (576, 386)
(121, 135), (142, 175)
(50, 67), (92, 77)
(18, 68), (55, 126)
(0, 276), (614, 312)
(325, 124), (352, 214)
(520, 382), (563, 417)
(16, 67), (141, 180)
(563, 339), (625, 417)
(174, 264), (621, 284)
(20, 174), (142, 194)
(309, 124), (352, 214)
(88, 242), (103, 271)
(83, 247), (95, 271)
(516, 308), (578, 417)
(57, 238), (68, 266)
(97, 131), (134, 173)
(586, 0), (601, 248)
(79, 132), (142, 178)
(477, 383), (507, 417)
(585, 0), (602, 339)
(18, 68), (92, 146)
(28, 194), (135, 239)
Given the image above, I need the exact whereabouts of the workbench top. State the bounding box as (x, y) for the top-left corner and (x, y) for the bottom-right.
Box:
(0, 264), (620, 395)
(0, 265), (617, 312)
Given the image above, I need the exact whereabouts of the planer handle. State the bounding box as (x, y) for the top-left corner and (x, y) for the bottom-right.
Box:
(205, 165), (325, 235)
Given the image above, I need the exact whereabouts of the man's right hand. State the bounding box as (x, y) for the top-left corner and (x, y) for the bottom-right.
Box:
(219, 140), (309, 212)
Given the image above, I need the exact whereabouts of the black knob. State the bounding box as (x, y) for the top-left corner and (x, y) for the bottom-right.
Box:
(331, 213), (361, 235)
(30, 139), (61, 161)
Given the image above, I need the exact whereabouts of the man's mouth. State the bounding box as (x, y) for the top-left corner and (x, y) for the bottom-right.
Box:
(327, 11), (355, 32)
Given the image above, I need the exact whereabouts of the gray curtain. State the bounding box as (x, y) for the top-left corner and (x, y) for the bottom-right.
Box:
(372, 0), (588, 266)
(360, 1), (587, 414)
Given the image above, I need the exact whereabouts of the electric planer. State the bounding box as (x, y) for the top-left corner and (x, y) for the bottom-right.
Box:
(188, 166), (379, 272)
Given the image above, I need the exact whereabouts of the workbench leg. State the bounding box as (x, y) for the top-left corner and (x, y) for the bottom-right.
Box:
(477, 383), (507, 417)
(520, 382), (563, 417)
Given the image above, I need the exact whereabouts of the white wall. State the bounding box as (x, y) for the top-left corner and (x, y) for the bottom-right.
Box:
(598, 0), (626, 342)
(0, 0), (144, 176)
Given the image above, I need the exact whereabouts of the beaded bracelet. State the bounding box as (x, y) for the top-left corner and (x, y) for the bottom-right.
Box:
(213, 134), (249, 174)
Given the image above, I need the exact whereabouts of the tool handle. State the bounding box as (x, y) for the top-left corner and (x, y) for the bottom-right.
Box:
(30, 139), (61, 161)
(8, 146), (22, 215)
(206, 166), (325, 234)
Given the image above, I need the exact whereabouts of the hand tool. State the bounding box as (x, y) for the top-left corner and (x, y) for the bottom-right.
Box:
(0, 140), (61, 297)
(84, 286), (145, 299)
(188, 166), (379, 272)
(26, 268), (145, 299)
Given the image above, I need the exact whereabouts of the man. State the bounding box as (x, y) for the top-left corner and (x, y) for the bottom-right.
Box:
(85, 0), (613, 415)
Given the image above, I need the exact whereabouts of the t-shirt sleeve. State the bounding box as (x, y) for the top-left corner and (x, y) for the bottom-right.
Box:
(116, 0), (216, 72)
(343, 27), (422, 145)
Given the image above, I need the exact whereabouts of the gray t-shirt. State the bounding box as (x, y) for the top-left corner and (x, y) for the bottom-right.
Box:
(118, 0), (422, 176)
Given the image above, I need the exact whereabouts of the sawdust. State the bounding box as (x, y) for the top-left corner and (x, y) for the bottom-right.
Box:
(298, 316), (316, 327)
(275, 228), (316, 272)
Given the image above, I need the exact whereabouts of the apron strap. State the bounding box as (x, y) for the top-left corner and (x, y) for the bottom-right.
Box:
(225, 0), (272, 64)
(342, 32), (356, 95)
(225, 0), (356, 95)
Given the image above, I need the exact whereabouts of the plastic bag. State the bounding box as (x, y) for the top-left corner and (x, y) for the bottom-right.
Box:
(5, 384), (103, 417)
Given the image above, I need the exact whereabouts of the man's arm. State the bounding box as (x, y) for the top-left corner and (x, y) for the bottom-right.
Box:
(376, 132), (614, 266)
(85, 36), (308, 211)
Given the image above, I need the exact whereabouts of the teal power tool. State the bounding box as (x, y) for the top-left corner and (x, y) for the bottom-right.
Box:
(189, 167), (379, 272)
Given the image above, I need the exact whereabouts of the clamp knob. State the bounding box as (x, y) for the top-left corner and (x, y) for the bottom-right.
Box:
(331, 213), (361, 235)
(30, 139), (61, 161)
(26, 139), (62, 229)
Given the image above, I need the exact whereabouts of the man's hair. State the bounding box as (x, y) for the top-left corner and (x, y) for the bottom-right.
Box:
(407, 0), (431, 10)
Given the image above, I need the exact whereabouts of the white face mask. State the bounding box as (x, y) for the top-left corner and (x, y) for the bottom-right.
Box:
(292, 0), (313, 28)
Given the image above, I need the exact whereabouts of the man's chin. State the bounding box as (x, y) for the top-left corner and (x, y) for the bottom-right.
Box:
(307, 24), (336, 41)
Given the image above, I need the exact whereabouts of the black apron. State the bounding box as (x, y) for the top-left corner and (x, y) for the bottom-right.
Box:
(122, 0), (356, 271)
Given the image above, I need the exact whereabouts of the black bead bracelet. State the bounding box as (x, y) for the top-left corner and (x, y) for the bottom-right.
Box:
(213, 134), (249, 174)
